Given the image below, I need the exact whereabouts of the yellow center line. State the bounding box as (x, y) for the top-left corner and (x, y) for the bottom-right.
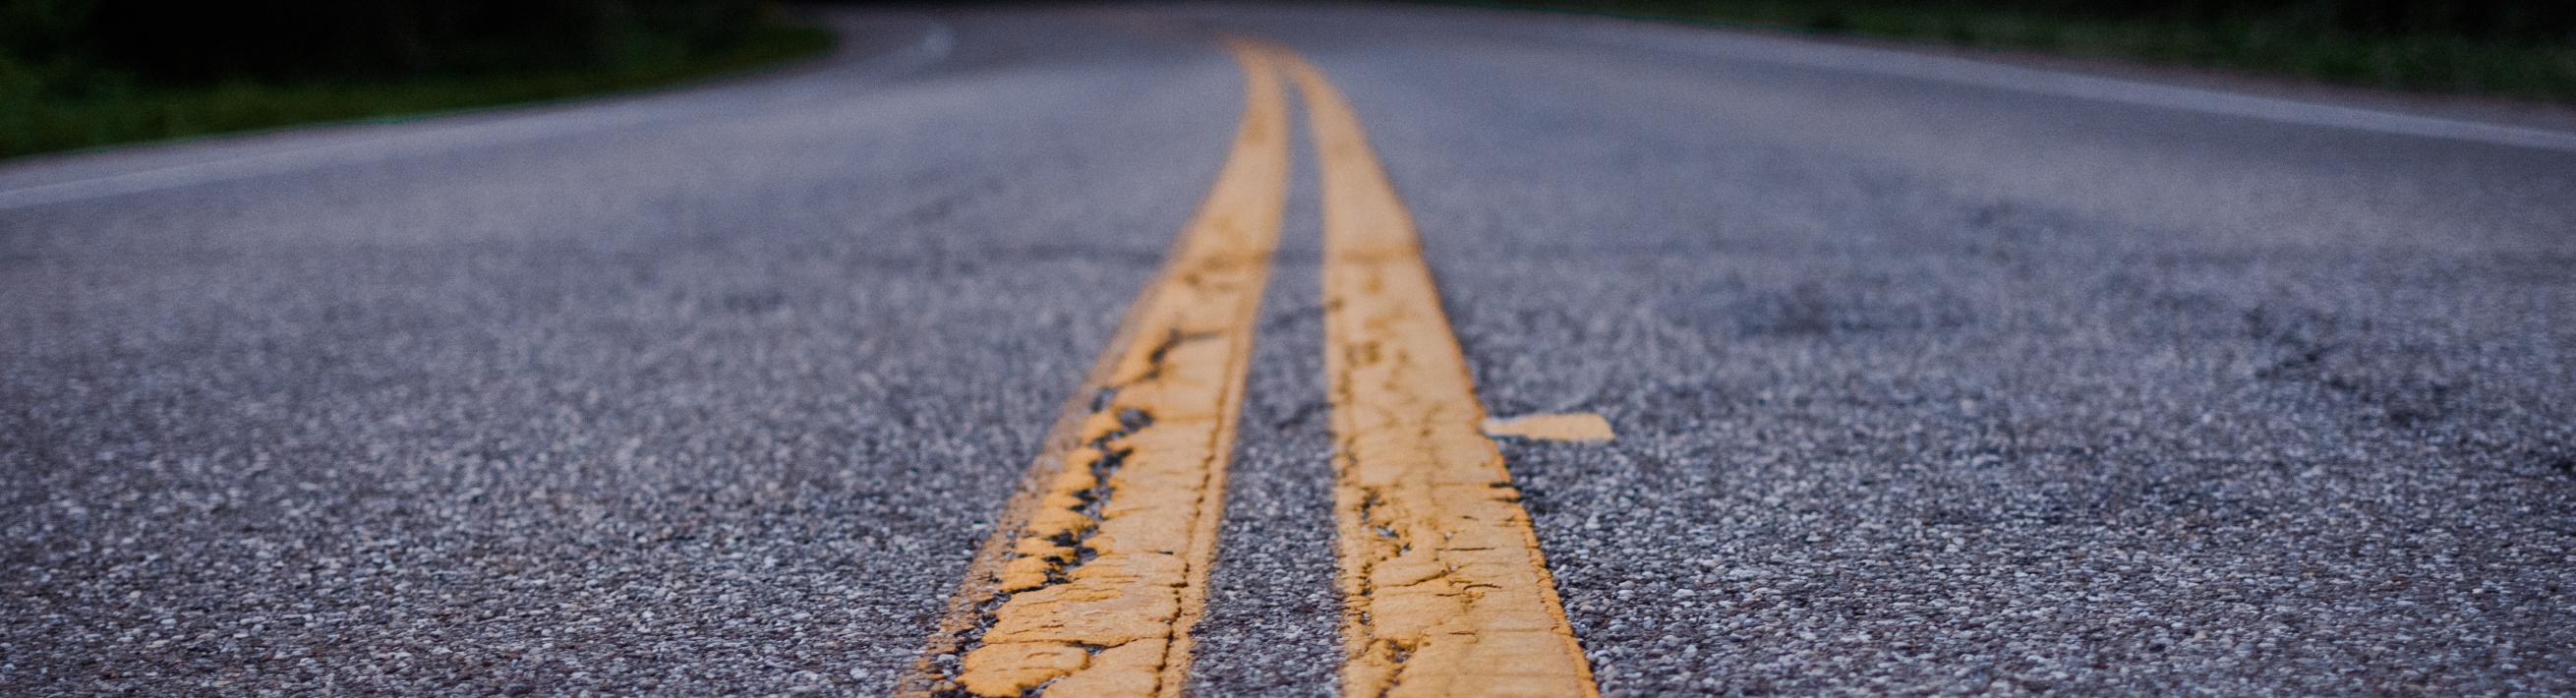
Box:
(901, 41), (1290, 698)
(1281, 52), (1603, 698)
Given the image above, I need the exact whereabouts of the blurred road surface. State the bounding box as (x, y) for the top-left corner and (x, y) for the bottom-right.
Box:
(4, 4), (2572, 695)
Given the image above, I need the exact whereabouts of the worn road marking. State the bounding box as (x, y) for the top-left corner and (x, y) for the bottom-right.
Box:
(1483, 413), (1617, 442)
(901, 41), (1290, 698)
(1281, 53), (1602, 698)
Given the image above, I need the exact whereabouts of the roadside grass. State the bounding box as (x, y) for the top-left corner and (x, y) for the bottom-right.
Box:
(1455, 1), (2576, 103)
(0, 23), (833, 160)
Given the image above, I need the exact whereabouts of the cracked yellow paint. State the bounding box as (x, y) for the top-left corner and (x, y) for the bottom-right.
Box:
(1483, 413), (1617, 442)
(903, 41), (1291, 698)
(1282, 54), (1602, 698)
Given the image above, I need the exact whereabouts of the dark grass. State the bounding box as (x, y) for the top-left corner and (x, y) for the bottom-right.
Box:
(1449, 0), (2576, 103)
(1, 23), (833, 160)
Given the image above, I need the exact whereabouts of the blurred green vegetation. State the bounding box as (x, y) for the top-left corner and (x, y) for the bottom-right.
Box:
(1, 0), (834, 159)
(1466, 0), (2576, 102)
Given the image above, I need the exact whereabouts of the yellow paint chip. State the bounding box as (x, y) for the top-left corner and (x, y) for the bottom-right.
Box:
(1482, 413), (1616, 441)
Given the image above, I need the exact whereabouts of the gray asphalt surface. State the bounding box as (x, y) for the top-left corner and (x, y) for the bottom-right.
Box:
(6, 3), (2574, 695)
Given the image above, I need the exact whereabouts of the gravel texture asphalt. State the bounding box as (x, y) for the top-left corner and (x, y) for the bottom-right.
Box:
(5, 4), (2573, 695)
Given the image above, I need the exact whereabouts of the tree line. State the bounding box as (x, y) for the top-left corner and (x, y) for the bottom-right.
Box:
(4, 0), (774, 88)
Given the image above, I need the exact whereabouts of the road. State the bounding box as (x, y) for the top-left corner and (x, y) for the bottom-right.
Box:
(5, 3), (2573, 695)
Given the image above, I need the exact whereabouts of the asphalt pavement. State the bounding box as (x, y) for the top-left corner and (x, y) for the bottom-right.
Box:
(4, 3), (2572, 695)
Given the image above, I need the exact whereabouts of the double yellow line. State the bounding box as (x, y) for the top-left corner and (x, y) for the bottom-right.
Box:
(902, 39), (1597, 698)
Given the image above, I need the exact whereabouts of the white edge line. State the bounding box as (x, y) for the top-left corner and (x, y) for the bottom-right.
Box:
(0, 15), (959, 211)
(1581, 21), (2576, 153)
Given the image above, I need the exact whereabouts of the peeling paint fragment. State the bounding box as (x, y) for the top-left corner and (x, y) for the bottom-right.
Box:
(1482, 413), (1616, 442)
